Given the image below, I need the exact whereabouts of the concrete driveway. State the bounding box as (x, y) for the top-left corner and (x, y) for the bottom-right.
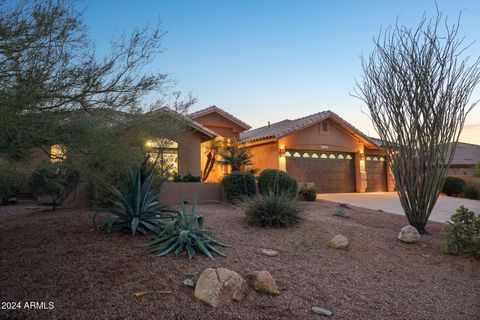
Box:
(317, 192), (480, 223)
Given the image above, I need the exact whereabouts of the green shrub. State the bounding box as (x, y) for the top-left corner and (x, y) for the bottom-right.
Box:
(221, 171), (256, 201)
(173, 173), (201, 182)
(299, 185), (317, 201)
(334, 208), (349, 217)
(145, 203), (226, 260)
(98, 168), (171, 235)
(464, 185), (479, 200)
(258, 169), (298, 199)
(0, 163), (23, 205)
(444, 205), (480, 259)
(442, 177), (466, 197)
(28, 162), (79, 208)
(244, 191), (303, 227)
(474, 162), (480, 178)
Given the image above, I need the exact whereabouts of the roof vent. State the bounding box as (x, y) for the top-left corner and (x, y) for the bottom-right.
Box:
(268, 121), (270, 127)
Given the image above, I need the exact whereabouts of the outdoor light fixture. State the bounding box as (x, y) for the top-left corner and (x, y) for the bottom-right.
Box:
(279, 148), (286, 157)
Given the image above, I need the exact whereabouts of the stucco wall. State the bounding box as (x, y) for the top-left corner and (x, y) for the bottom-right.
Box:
(245, 141), (279, 174)
(278, 119), (363, 152)
(176, 130), (202, 177)
(193, 112), (244, 140)
(159, 182), (223, 205)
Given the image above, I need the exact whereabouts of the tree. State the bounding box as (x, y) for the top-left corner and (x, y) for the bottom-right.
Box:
(355, 11), (480, 233)
(219, 144), (253, 172)
(0, 1), (195, 203)
(202, 139), (222, 181)
(474, 162), (480, 178)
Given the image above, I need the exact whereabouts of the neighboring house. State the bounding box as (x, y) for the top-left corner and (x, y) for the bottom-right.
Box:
(448, 142), (480, 176)
(239, 110), (394, 193)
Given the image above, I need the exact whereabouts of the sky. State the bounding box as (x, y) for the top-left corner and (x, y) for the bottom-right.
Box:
(81, 0), (480, 144)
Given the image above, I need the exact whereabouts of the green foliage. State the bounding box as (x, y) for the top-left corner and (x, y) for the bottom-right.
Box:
(474, 162), (480, 178)
(463, 185), (479, 200)
(28, 162), (79, 208)
(145, 203), (226, 260)
(0, 162), (23, 204)
(444, 205), (480, 259)
(221, 171), (256, 201)
(173, 173), (201, 182)
(244, 191), (303, 227)
(99, 169), (170, 235)
(299, 185), (317, 201)
(219, 144), (253, 171)
(442, 177), (466, 197)
(258, 169), (298, 199)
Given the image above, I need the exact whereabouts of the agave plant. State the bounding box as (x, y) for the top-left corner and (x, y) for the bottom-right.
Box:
(99, 168), (171, 235)
(144, 203), (227, 260)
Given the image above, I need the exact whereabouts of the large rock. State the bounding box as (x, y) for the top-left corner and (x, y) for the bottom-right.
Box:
(397, 225), (420, 243)
(328, 235), (349, 250)
(194, 268), (247, 307)
(246, 271), (279, 295)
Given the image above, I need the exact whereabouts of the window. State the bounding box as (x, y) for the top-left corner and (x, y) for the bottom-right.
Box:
(50, 144), (66, 163)
(145, 139), (178, 179)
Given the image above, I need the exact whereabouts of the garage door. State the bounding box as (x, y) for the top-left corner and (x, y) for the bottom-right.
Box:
(285, 150), (356, 193)
(365, 155), (387, 192)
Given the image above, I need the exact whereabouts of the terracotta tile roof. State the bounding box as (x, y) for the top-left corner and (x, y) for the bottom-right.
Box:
(189, 105), (251, 130)
(240, 110), (378, 147)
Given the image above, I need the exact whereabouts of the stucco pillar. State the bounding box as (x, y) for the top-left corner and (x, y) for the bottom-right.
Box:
(355, 145), (367, 193)
(278, 143), (286, 172)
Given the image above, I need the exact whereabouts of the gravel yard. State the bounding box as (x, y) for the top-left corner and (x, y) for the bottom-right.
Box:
(0, 200), (479, 320)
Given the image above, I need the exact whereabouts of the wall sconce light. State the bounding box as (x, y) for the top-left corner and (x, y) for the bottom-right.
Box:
(359, 153), (365, 161)
(279, 148), (286, 157)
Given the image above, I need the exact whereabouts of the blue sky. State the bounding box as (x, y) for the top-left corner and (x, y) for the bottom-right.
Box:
(82, 0), (480, 143)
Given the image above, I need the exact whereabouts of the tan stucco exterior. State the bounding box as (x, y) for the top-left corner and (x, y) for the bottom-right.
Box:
(192, 112), (246, 141)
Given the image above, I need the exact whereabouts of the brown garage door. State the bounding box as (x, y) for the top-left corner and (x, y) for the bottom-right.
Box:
(365, 155), (387, 192)
(285, 150), (356, 193)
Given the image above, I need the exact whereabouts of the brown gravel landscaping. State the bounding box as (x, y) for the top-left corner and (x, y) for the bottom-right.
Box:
(1, 200), (479, 320)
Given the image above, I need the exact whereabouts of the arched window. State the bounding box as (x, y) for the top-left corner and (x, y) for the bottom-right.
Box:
(50, 144), (67, 163)
(145, 139), (178, 179)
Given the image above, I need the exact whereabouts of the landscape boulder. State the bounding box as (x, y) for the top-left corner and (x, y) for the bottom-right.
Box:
(259, 248), (279, 257)
(397, 225), (420, 243)
(328, 235), (349, 250)
(194, 268), (247, 307)
(246, 270), (279, 295)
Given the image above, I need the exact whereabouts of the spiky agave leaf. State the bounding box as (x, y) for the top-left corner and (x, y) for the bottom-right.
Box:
(144, 202), (226, 260)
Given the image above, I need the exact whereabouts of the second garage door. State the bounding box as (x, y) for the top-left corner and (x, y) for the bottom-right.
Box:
(285, 150), (356, 193)
(365, 155), (387, 192)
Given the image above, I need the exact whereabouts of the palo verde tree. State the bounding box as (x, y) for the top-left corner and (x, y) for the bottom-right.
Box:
(355, 11), (480, 233)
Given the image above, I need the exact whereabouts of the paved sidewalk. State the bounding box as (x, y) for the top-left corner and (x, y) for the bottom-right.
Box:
(317, 192), (480, 223)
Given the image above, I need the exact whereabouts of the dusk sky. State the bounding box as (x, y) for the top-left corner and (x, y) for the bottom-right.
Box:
(82, 0), (480, 144)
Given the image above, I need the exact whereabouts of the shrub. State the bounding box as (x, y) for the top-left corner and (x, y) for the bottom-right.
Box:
(98, 168), (171, 235)
(442, 177), (466, 197)
(299, 185), (317, 201)
(444, 205), (480, 259)
(221, 171), (256, 201)
(145, 203), (226, 260)
(28, 162), (79, 208)
(334, 208), (348, 217)
(0, 163), (23, 205)
(474, 162), (480, 178)
(173, 173), (201, 182)
(244, 191), (303, 227)
(464, 185), (479, 200)
(258, 169), (298, 199)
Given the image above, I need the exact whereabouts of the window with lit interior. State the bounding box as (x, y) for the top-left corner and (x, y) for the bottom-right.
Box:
(145, 139), (178, 179)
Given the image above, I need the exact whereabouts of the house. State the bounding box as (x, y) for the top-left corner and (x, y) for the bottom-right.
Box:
(238, 110), (394, 193)
(447, 142), (480, 176)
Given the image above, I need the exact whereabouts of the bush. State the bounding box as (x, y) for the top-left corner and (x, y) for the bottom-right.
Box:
(0, 163), (23, 205)
(444, 205), (480, 259)
(464, 185), (479, 200)
(28, 162), (79, 208)
(98, 168), (172, 235)
(258, 169), (298, 199)
(244, 191), (303, 227)
(221, 171), (256, 201)
(145, 202), (226, 260)
(299, 185), (317, 201)
(173, 173), (201, 182)
(442, 176), (466, 197)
